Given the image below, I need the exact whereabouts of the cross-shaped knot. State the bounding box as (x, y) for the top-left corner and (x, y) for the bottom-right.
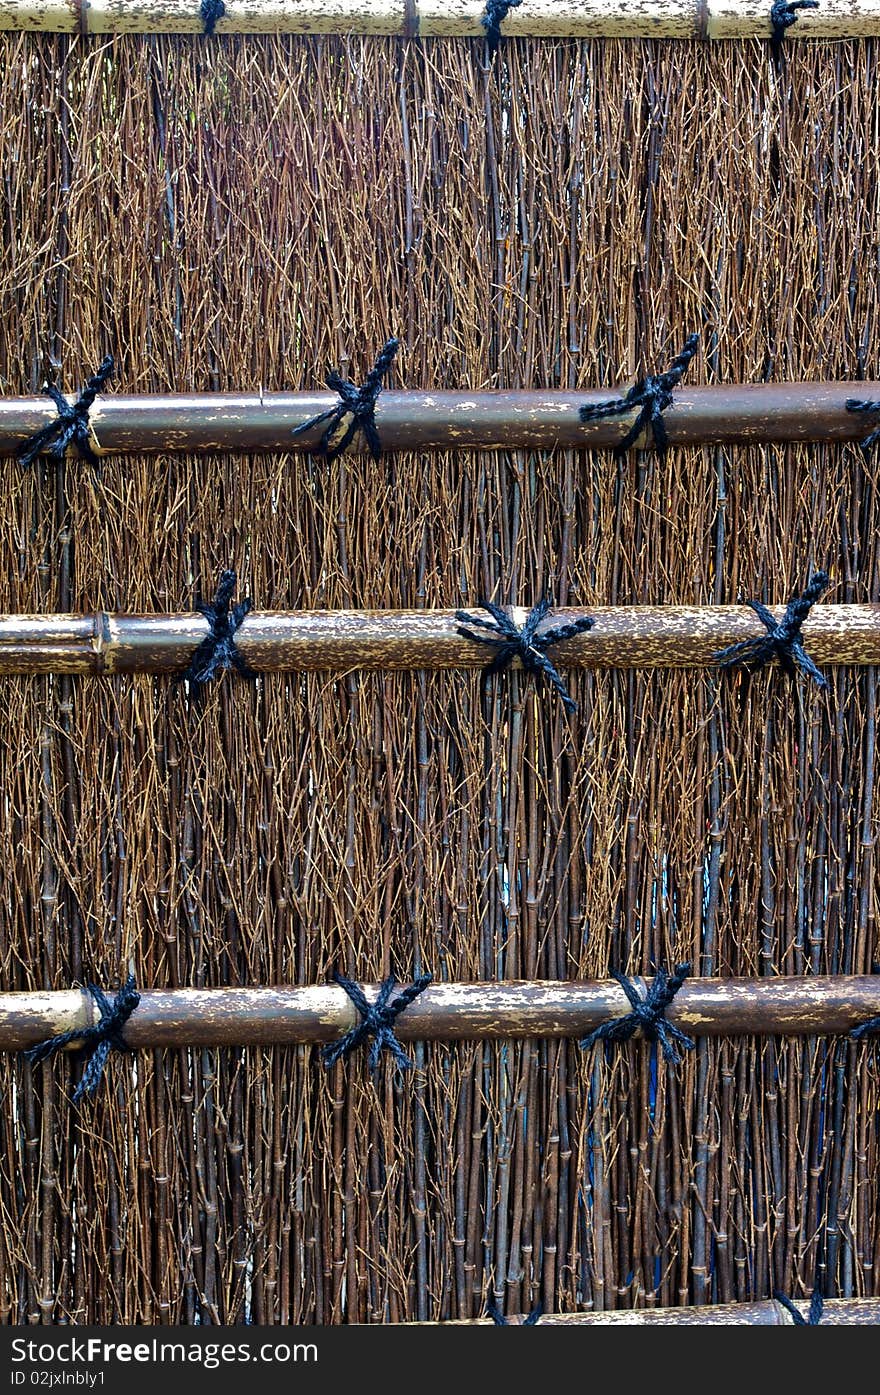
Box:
(579, 963), (695, 1065)
(322, 971), (433, 1073)
(579, 334), (699, 454)
(17, 355), (114, 468)
(293, 338), (399, 462)
(24, 975), (140, 1103)
(713, 571), (830, 690)
(455, 598), (595, 713)
(487, 1302), (543, 1325)
(200, 0), (226, 34)
(179, 569), (258, 691)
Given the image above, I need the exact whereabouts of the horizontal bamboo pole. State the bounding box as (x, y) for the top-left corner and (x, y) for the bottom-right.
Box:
(430, 1297), (880, 1324)
(0, 0), (874, 40)
(1, 384), (880, 457)
(4, 978), (880, 1049)
(0, 603), (876, 675)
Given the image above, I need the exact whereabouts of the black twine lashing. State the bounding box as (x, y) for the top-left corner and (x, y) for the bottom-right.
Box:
(850, 960), (880, 1039)
(292, 337), (399, 462)
(16, 355), (114, 469)
(481, 0), (523, 57)
(455, 598), (595, 714)
(713, 571), (830, 690)
(578, 334), (699, 454)
(200, 0), (226, 34)
(23, 975), (140, 1103)
(178, 569), (258, 689)
(774, 1286), (824, 1326)
(579, 963), (695, 1065)
(845, 398), (880, 452)
(850, 1007), (880, 1041)
(322, 971), (433, 1073)
(487, 1302), (543, 1326)
(770, 0), (818, 66)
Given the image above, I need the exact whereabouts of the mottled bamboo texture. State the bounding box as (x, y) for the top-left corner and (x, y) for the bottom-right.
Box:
(4, 384), (880, 455)
(0, 604), (879, 674)
(0, 0), (871, 40)
(0, 34), (879, 1327)
(5, 979), (880, 1047)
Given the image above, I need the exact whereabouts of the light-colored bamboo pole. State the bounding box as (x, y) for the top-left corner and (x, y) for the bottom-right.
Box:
(0, 603), (876, 676)
(4, 977), (880, 1050)
(425, 1297), (880, 1323)
(2, 384), (880, 457)
(0, 0), (871, 39)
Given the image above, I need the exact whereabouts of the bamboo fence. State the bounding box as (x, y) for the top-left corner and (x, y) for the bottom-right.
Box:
(0, 603), (876, 674)
(434, 1297), (880, 1322)
(1, 26), (879, 1329)
(5, 978), (880, 1048)
(5, 383), (880, 455)
(0, 0), (877, 39)
(446, 1297), (880, 1322)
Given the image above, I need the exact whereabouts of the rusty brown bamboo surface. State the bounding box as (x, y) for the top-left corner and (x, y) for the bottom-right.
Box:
(2, 384), (880, 456)
(0, 603), (877, 674)
(4, 978), (880, 1049)
(4, 31), (880, 1328)
(0, 0), (869, 38)
(433, 1297), (880, 1323)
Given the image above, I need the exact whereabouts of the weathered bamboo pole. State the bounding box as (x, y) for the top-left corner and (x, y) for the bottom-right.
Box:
(426, 1297), (880, 1324)
(0, 603), (876, 676)
(0, 0), (872, 40)
(2, 384), (880, 458)
(4, 978), (880, 1050)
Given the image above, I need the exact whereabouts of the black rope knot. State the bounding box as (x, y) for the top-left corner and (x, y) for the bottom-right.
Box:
(487, 1302), (543, 1326)
(845, 398), (880, 452)
(850, 1004), (880, 1040)
(713, 571), (830, 690)
(179, 569), (258, 689)
(200, 0), (226, 34)
(322, 971), (433, 1073)
(292, 337), (399, 462)
(17, 355), (114, 468)
(852, 960), (880, 1039)
(455, 598), (595, 713)
(579, 963), (695, 1065)
(578, 334), (699, 454)
(481, 0), (523, 57)
(24, 975), (140, 1103)
(774, 1287), (824, 1325)
(770, 0), (818, 64)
